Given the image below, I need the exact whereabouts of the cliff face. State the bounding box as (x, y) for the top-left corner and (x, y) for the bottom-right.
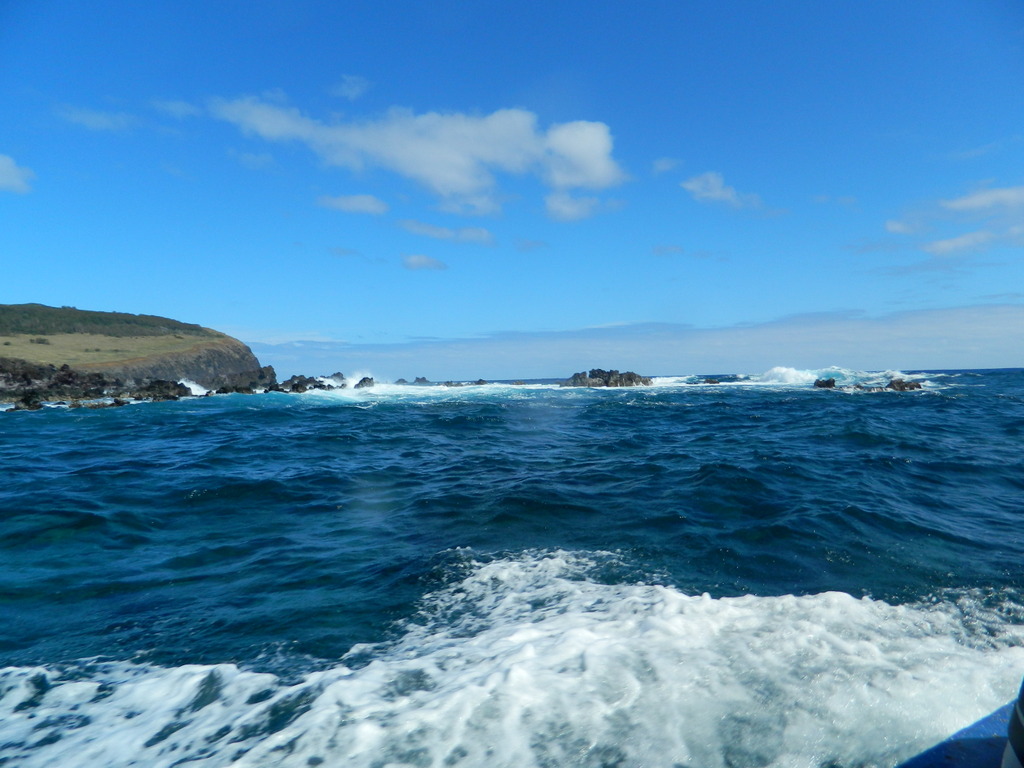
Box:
(0, 304), (277, 399)
(75, 336), (276, 390)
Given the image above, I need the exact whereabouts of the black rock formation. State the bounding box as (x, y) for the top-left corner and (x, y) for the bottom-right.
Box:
(561, 369), (653, 387)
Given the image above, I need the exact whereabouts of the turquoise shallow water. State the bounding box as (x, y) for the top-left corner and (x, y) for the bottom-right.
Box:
(2, 368), (1023, 766)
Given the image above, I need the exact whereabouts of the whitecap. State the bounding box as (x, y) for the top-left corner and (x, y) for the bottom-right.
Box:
(2, 551), (1022, 767)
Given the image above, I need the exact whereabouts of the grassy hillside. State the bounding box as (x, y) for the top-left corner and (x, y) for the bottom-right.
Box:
(0, 304), (228, 366)
(0, 333), (228, 367)
(0, 304), (217, 338)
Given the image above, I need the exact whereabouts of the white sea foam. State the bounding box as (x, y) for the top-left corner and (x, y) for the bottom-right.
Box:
(178, 379), (209, 396)
(278, 366), (942, 402)
(747, 366), (935, 390)
(2, 551), (1022, 767)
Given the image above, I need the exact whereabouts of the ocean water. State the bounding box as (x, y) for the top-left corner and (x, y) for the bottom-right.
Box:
(1, 367), (1023, 767)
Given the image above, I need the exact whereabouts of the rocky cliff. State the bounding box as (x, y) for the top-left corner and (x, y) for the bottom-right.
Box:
(0, 304), (276, 401)
(73, 336), (276, 390)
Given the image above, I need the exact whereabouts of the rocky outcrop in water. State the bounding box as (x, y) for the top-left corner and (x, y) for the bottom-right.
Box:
(814, 377), (923, 392)
(885, 378), (922, 391)
(561, 369), (653, 387)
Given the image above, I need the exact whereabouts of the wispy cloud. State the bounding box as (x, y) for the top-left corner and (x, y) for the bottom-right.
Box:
(881, 183), (1024, 270)
(209, 96), (625, 215)
(0, 154), (34, 193)
(885, 219), (918, 235)
(229, 149), (275, 169)
(652, 244), (684, 256)
(681, 171), (762, 209)
(949, 136), (1021, 161)
(152, 99), (201, 119)
(56, 105), (138, 132)
(652, 157), (679, 175)
(544, 191), (600, 222)
(399, 219), (493, 243)
(515, 239), (548, 252)
(330, 247), (361, 257)
(402, 254), (447, 271)
(940, 186), (1024, 211)
(319, 193), (390, 215)
(922, 229), (995, 256)
(331, 75), (371, 101)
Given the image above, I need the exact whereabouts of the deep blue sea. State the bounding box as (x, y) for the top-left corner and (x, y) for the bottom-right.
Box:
(2, 366), (1023, 767)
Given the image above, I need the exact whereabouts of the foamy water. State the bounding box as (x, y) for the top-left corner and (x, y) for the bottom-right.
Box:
(2, 368), (1021, 767)
(2, 552), (1022, 767)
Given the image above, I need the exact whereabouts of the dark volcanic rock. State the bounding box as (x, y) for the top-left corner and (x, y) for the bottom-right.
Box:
(130, 379), (192, 401)
(354, 376), (375, 389)
(816, 376), (923, 393)
(561, 368), (653, 387)
(1, 358), (113, 402)
(280, 374), (338, 393)
(325, 372), (347, 388)
(0, 304), (277, 402)
(412, 377), (431, 385)
(77, 339), (276, 392)
(886, 378), (922, 391)
(11, 391), (45, 411)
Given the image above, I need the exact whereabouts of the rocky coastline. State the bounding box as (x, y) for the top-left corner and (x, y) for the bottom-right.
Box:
(0, 306), (933, 413)
(0, 364), (655, 411)
(2, 363), (934, 412)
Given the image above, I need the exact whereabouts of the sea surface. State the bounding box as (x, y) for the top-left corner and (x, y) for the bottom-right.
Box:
(2, 366), (1023, 767)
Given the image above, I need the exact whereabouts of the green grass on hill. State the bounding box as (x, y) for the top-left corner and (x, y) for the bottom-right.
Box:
(0, 333), (225, 367)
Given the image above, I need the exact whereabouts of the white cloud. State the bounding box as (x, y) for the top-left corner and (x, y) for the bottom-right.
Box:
(402, 254), (447, 270)
(319, 194), (389, 215)
(652, 157), (679, 174)
(0, 154), (34, 193)
(399, 219), (493, 243)
(922, 230), (995, 255)
(545, 192), (600, 221)
(681, 171), (761, 209)
(56, 105), (138, 131)
(542, 121), (625, 189)
(209, 96), (624, 214)
(885, 219), (916, 234)
(152, 99), (201, 119)
(331, 75), (371, 101)
(941, 186), (1024, 211)
(882, 183), (1024, 263)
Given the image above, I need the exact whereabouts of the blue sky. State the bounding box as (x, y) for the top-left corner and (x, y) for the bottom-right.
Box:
(2, 1), (1022, 379)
